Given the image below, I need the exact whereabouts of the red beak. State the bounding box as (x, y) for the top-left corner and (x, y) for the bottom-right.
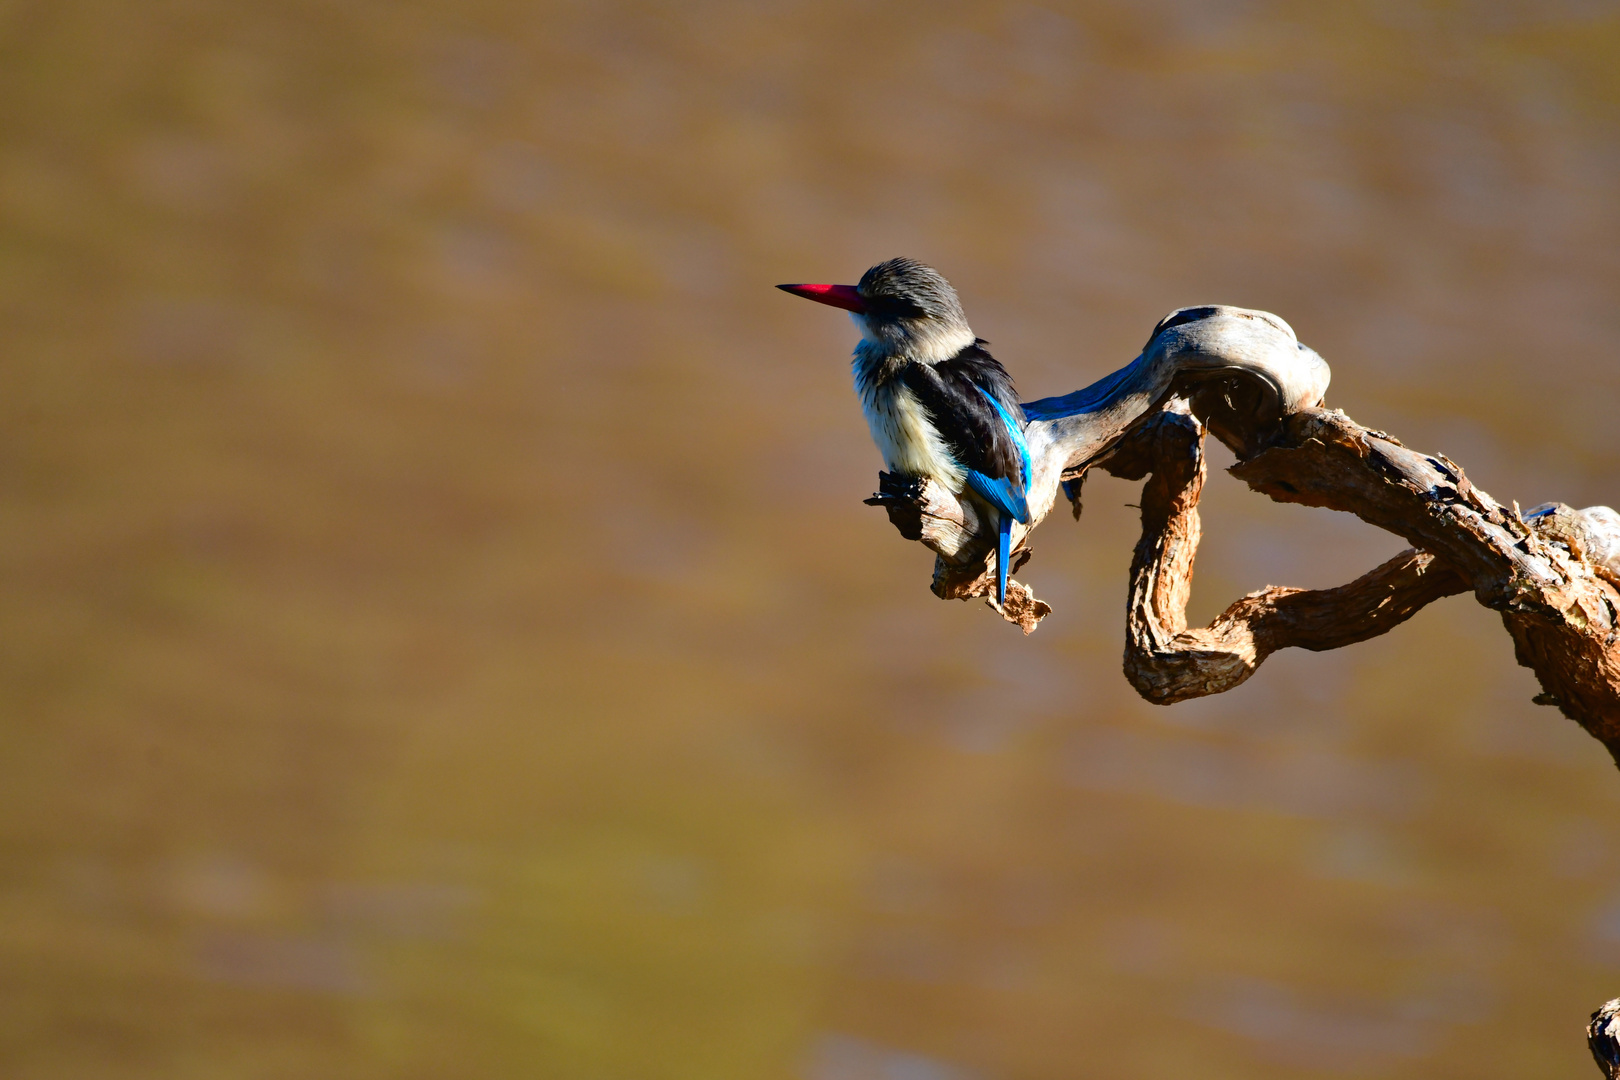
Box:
(776, 282), (867, 314)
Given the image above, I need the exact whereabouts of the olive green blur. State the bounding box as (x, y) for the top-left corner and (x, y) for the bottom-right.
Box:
(2, 2), (1619, 1078)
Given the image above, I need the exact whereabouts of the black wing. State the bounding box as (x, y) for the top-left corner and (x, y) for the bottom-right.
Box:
(896, 341), (1025, 484)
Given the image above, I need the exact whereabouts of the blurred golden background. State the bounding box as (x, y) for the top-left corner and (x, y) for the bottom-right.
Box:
(2, 1), (1619, 1077)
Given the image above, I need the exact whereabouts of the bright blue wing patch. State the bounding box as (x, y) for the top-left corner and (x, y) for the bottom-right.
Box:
(966, 470), (1029, 525)
(969, 386), (1031, 524)
(1020, 354), (1145, 422)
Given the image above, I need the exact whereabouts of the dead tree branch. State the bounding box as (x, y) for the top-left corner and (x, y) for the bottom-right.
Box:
(1100, 399), (1469, 704)
(869, 305), (1620, 767)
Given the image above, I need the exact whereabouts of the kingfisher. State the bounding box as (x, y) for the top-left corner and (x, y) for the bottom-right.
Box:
(778, 258), (1031, 605)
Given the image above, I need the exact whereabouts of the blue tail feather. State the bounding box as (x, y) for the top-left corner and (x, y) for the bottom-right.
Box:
(996, 511), (1011, 606)
(967, 384), (1032, 607)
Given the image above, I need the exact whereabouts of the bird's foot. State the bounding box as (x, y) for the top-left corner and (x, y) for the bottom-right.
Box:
(866, 471), (1047, 632)
(866, 471), (985, 558)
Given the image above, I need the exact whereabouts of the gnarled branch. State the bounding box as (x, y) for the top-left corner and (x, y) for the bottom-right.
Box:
(1104, 399), (1468, 705)
(869, 305), (1620, 767)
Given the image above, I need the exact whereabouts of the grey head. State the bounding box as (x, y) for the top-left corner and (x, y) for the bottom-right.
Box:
(855, 258), (975, 362)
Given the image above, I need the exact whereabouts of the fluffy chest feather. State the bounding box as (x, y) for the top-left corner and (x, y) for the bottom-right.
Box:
(857, 379), (966, 489)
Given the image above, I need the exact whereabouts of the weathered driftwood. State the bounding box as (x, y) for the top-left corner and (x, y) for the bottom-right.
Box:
(1098, 399), (1470, 704)
(868, 305), (1620, 768)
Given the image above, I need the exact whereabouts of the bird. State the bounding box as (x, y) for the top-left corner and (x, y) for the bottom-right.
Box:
(778, 258), (1031, 606)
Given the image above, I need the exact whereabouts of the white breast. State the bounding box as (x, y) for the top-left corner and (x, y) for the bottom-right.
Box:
(861, 383), (965, 490)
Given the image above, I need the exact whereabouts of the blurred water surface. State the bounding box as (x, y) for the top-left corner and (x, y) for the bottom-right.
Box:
(2, 2), (1620, 1078)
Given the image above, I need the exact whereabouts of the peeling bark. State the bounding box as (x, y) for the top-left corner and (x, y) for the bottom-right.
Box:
(1107, 401), (1469, 705)
(1226, 407), (1620, 765)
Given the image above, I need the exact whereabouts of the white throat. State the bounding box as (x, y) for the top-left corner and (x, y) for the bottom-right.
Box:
(847, 318), (976, 490)
(849, 312), (975, 364)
